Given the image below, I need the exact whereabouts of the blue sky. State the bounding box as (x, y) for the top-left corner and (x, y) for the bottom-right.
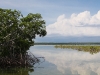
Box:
(1, 0), (100, 42)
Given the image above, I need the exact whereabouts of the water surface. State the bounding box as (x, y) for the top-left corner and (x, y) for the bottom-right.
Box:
(29, 45), (100, 75)
(1, 45), (100, 75)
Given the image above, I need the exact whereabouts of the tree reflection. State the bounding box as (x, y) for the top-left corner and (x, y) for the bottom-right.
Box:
(55, 45), (100, 54)
(0, 67), (34, 75)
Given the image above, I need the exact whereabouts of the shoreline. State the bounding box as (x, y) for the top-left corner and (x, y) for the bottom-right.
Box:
(34, 42), (100, 45)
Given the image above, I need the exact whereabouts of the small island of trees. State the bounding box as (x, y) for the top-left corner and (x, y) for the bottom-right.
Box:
(0, 8), (47, 68)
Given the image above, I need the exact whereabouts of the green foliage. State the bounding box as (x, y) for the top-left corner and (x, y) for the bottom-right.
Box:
(0, 8), (46, 60)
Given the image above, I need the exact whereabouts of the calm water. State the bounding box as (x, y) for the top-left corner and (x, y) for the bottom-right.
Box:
(1, 45), (100, 75)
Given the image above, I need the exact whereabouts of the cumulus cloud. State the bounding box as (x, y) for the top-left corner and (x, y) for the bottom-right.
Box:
(47, 11), (100, 36)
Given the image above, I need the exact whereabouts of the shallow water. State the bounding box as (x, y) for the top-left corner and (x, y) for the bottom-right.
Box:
(1, 45), (100, 75)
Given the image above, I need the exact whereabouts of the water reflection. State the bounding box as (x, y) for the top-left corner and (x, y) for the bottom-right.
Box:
(1, 45), (100, 75)
(30, 45), (100, 75)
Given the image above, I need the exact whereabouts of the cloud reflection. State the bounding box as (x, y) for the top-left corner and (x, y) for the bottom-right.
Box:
(30, 47), (100, 75)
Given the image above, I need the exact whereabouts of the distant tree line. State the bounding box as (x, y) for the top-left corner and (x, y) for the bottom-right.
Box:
(35, 42), (100, 45)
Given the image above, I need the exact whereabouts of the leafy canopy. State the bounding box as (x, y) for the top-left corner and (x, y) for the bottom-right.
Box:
(0, 8), (47, 57)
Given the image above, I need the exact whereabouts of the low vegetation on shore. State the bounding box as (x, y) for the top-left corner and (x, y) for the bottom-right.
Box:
(55, 45), (100, 54)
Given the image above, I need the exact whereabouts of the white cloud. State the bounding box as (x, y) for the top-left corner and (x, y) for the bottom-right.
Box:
(47, 11), (100, 36)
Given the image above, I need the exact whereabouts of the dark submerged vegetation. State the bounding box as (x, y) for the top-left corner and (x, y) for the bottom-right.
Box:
(55, 45), (100, 54)
(0, 8), (46, 68)
(0, 67), (34, 75)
